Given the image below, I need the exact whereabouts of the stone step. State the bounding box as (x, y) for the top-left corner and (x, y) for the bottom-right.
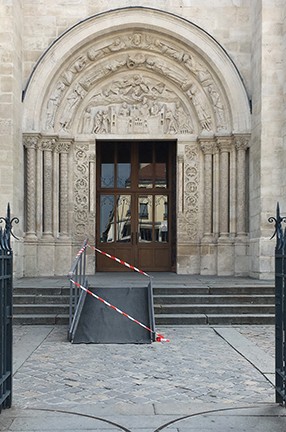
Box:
(154, 294), (274, 305)
(154, 304), (274, 315)
(13, 304), (69, 315)
(12, 280), (275, 326)
(13, 286), (70, 296)
(13, 295), (70, 305)
(153, 285), (275, 295)
(155, 314), (275, 325)
(12, 314), (69, 325)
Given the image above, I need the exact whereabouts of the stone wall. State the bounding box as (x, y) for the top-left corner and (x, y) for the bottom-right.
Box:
(249, 0), (285, 279)
(22, 1), (252, 92)
(0, 0), (24, 275)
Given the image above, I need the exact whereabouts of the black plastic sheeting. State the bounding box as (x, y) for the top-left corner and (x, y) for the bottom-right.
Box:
(70, 286), (154, 344)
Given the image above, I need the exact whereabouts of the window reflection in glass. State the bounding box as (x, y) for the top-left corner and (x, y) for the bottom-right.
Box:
(155, 195), (168, 242)
(139, 142), (153, 188)
(117, 164), (131, 188)
(138, 195), (153, 242)
(117, 142), (131, 188)
(154, 163), (167, 188)
(101, 164), (115, 188)
(155, 142), (168, 188)
(100, 195), (115, 242)
(116, 195), (131, 242)
(101, 143), (115, 188)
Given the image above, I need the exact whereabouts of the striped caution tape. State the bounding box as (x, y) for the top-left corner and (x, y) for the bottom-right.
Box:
(87, 244), (151, 278)
(70, 279), (170, 343)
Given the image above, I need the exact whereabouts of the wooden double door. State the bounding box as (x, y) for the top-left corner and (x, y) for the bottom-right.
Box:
(96, 140), (176, 272)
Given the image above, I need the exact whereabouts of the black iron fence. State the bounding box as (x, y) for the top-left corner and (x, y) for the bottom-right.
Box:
(0, 204), (18, 413)
(269, 203), (286, 406)
(67, 239), (88, 342)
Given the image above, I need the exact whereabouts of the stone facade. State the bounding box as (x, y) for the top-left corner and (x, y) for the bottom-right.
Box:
(0, 0), (284, 278)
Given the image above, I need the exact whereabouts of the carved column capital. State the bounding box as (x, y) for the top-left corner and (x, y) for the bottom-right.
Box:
(23, 134), (41, 149)
(56, 139), (73, 154)
(41, 136), (57, 152)
(234, 134), (250, 152)
(199, 137), (216, 155)
(216, 135), (232, 153)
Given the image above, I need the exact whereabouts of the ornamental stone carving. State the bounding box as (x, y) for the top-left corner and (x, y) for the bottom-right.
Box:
(73, 143), (89, 239)
(178, 145), (200, 240)
(44, 30), (228, 134)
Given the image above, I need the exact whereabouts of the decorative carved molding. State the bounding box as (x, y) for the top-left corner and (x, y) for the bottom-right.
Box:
(178, 145), (199, 240)
(73, 143), (89, 239)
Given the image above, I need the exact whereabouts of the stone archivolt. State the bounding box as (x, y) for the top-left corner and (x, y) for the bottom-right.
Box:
(44, 30), (229, 136)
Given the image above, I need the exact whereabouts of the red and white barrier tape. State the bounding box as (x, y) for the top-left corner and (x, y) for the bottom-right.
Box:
(87, 244), (151, 278)
(70, 279), (169, 343)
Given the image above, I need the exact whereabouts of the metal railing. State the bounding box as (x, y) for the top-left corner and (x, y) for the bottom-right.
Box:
(269, 203), (286, 406)
(67, 239), (88, 342)
(0, 204), (18, 413)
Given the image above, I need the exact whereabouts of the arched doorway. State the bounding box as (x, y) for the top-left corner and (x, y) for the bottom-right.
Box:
(22, 7), (251, 276)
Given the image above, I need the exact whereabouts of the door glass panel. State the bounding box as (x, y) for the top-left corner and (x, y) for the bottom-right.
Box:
(155, 142), (167, 188)
(116, 195), (131, 242)
(155, 195), (168, 242)
(117, 143), (131, 188)
(138, 142), (153, 188)
(100, 195), (115, 242)
(101, 143), (115, 188)
(138, 195), (153, 242)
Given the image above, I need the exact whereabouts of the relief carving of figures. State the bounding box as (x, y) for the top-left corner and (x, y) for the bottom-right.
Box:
(187, 84), (212, 132)
(86, 38), (126, 61)
(45, 31), (229, 134)
(93, 110), (110, 134)
(61, 55), (88, 86)
(59, 84), (87, 132)
(207, 84), (226, 131)
(145, 56), (187, 86)
(46, 81), (66, 130)
(80, 75), (193, 135)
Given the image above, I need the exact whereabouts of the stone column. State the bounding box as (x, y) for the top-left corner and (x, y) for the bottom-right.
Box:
(217, 137), (232, 238)
(235, 135), (249, 237)
(200, 138), (216, 240)
(57, 140), (72, 237)
(23, 135), (39, 238)
(41, 138), (56, 237)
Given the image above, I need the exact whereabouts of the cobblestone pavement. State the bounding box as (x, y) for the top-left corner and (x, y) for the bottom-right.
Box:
(12, 325), (275, 410)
